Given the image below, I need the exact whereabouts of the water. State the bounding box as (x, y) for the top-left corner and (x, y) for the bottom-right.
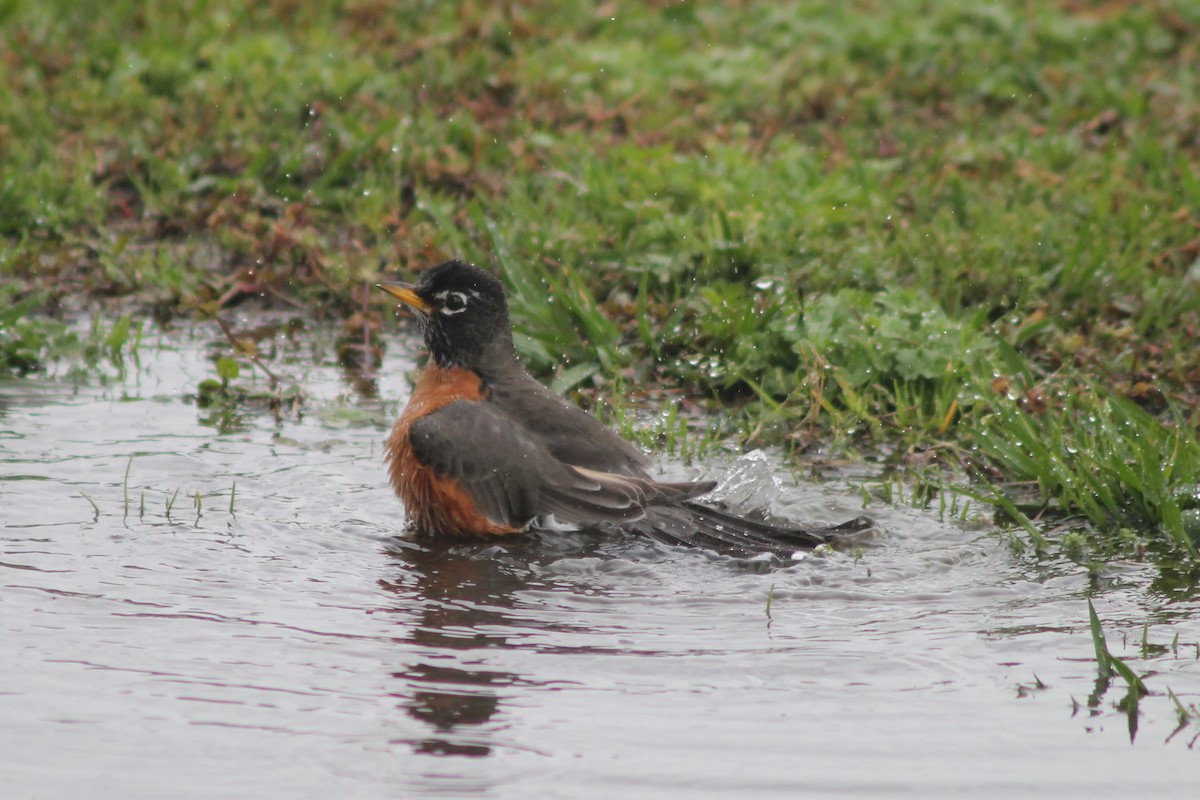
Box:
(2, 323), (1198, 799)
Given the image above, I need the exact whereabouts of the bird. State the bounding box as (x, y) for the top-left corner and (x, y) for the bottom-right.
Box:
(378, 259), (873, 560)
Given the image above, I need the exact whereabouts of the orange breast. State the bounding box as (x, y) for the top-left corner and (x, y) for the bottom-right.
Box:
(385, 364), (522, 536)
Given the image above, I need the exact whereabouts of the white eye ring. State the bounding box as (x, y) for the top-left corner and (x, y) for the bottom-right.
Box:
(439, 291), (469, 315)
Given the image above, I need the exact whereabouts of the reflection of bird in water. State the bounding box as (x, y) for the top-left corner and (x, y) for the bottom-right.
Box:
(381, 537), (590, 758)
(379, 259), (874, 559)
(382, 530), (637, 757)
(401, 661), (506, 758)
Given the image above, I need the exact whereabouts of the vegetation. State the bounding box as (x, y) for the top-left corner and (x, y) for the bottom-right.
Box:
(1087, 598), (1149, 742)
(3, 1), (1200, 574)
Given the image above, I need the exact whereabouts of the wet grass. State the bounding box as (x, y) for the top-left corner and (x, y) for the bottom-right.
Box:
(1087, 598), (1149, 737)
(2, 299), (142, 381)
(1167, 689), (1200, 747)
(977, 391), (1200, 559)
(3, 1), (1200, 575)
(1079, 601), (1200, 745)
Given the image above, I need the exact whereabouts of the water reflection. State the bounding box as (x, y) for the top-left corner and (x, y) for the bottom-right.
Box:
(380, 538), (546, 758)
(402, 663), (514, 757)
(336, 306), (385, 401)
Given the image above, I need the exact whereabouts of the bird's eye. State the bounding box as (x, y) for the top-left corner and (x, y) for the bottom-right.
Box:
(441, 292), (468, 314)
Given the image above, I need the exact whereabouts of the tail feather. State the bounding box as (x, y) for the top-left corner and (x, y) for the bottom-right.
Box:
(628, 501), (875, 560)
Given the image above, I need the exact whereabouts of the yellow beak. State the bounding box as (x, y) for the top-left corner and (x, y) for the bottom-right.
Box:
(377, 282), (432, 315)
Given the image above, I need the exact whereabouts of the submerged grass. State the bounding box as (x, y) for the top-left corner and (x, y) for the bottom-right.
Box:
(1087, 599), (1150, 742)
(1167, 689), (1200, 748)
(3, 1), (1200, 575)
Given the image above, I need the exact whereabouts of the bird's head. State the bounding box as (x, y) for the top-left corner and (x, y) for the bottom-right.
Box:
(378, 259), (514, 372)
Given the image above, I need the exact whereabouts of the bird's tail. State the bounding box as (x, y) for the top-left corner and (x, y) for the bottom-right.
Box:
(628, 501), (876, 560)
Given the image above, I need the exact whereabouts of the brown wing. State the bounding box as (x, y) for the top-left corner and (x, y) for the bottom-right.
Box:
(407, 400), (713, 530)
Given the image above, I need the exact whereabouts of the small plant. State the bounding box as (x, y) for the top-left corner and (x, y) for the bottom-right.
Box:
(0, 290), (51, 375)
(196, 356), (242, 407)
(122, 455), (135, 522)
(79, 492), (101, 523)
(102, 314), (142, 376)
(195, 355), (250, 433)
(165, 488), (180, 521)
(1165, 689), (1200, 748)
(1, 290), (146, 380)
(194, 347), (306, 433)
(1087, 599), (1150, 742)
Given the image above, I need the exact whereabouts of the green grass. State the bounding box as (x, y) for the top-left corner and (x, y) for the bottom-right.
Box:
(0, 288), (51, 374)
(976, 389), (1200, 558)
(1086, 598), (1150, 742)
(3, 0), (1200, 574)
(1, 288), (141, 379)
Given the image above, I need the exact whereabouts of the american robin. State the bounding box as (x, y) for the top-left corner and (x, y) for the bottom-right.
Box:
(379, 259), (872, 558)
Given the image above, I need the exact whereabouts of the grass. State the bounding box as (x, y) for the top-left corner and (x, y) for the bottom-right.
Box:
(976, 389), (1200, 559)
(0, 288), (51, 375)
(1167, 688), (1200, 747)
(3, 1), (1200, 574)
(1, 296), (142, 380)
(1086, 598), (1149, 742)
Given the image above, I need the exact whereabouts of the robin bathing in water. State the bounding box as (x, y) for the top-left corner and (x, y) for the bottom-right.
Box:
(379, 259), (871, 559)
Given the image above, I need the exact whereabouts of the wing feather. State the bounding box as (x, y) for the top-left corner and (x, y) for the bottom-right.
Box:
(407, 401), (713, 530)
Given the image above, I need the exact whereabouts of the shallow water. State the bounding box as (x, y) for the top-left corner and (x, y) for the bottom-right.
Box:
(2, 322), (1198, 799)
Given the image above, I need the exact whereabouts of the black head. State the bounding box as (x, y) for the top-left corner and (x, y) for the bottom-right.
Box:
(378, 259), (514, 371)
